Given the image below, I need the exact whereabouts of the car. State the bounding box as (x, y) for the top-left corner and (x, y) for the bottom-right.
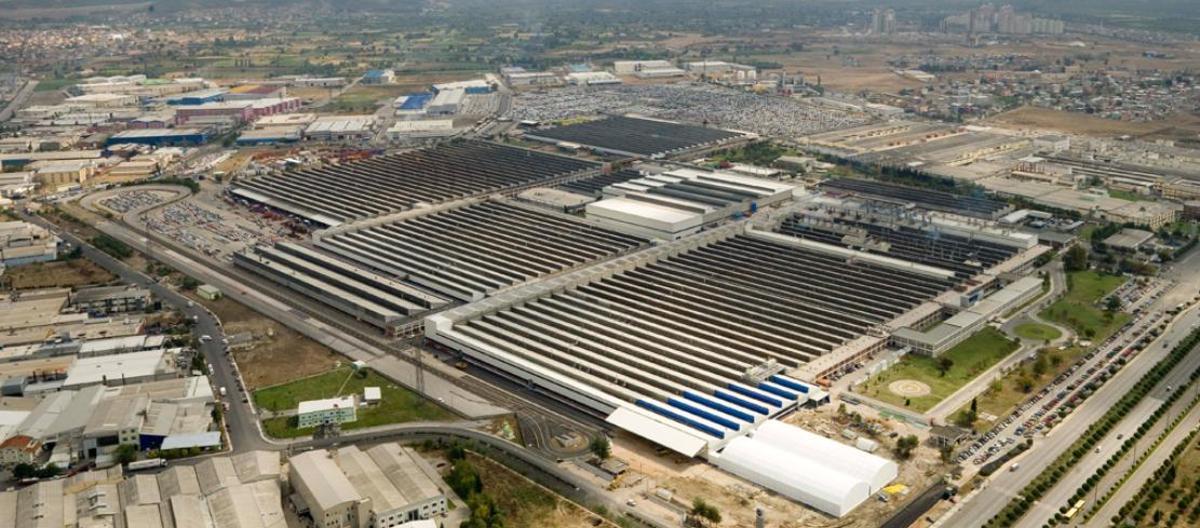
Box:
(626, 500), (637, 507)
(1010, 463), (1020, 472)
(199, 335), (212, 343)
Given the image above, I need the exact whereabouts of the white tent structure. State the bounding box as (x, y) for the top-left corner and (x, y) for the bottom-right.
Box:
(711, 420), (898, 517)
(754, 420), (898, 491)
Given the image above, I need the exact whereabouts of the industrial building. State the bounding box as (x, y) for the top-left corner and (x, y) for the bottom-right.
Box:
(0, 221), (60, 267)
(387, 119), (458, 140)
(296, 396), (358, 428)
(234, 242), (448, 333)
(231, 141), (598, 226)
(426, 225), (956, 442)
(288, 444), (448, 528)
(318, 200), (647, 301)
(612, 60), (687, 78)
(106, 129), (209, 147)
(821, 178), (1012, 219)
(69, 284), (153, 315)
(524, 115), (747, 158)
(0, 451), (284, 528)
(585, 168), (797, 240)
(426, 89), (465, 116)
(565, 71), (622, 86)
(303, 115), (378, 141)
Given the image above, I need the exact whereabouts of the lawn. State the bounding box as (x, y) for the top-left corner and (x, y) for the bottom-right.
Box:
(1014, 322), (1063, 342)
(1040, 271), (1129, 341)
(1106, 188), (1148, 202)
(256, 367), (455, 438)
(34, 78), (76, 92)
(861, 327), (1020, 412)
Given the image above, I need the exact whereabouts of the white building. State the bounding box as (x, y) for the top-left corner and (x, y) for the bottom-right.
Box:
(296, 396), (358, 429)
(425, 90), (464, 116)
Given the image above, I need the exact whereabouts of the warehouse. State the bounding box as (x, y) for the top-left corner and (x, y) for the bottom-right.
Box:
(524, 115), (747, 158)
(302, 115), (377, 141)
(107, 129), (209, 147)
(713, 420), (896, 517)
(426, 89), (465, 116)
(231, 141), (598, 226)
(165, 89), (227, 106)
(318, 200), (647, 301)
(821, 178), (1012, 219)
(558, 168), (645, 196)
(289, 444), (447, 528)
(234, 242), (448, 333)
(387, 119), (458, 140)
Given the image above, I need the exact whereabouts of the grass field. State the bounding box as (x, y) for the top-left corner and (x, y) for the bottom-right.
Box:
(1040, 271), (1129, 341)
(257, 367), (454, 438)
(1107, 188), (1148, 202)
(33, 78), (76, 92)
(862, 327), (1020, 412)
(1, 259), (116, 289)
(953, 271), (1129, 429)
(1014, 322), (1063, 342)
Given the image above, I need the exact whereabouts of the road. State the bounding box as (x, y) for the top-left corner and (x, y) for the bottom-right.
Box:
(1086, 385), (1200, 526)
(1015, 319), (1200, 528)
(938, 303), (1200, 527)
(0, 80), (37, 123)
(17, 209), (272, 452)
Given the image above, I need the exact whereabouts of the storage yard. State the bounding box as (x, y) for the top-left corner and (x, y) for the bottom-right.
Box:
(230, 141), (599, 226)
(508, 83), (870, 137)
(523, 115), (747, 158)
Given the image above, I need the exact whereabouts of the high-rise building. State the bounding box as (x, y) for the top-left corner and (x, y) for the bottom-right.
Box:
(870, 8), (896, 35)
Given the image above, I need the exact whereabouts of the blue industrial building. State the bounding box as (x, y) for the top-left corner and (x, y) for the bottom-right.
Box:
(397, 93), (433, 110)
(165, 89), (227, 106)
(107, 129), (209, 147)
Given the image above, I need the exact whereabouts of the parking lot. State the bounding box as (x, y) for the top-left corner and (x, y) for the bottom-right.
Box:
(142, 198), (291, 260)
(508, 83), (869, 137)
(97, 189), (178, 215)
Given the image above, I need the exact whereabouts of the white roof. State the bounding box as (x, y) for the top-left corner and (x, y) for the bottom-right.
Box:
(713, 420), (896, 517)
(297, 396), (356, 415)
(363, 387), (381, 401)
(63, 349), (168, 388)
(585, 197), (703, 233)
(288, 450), (361, 510)
(606, 406), (709, 457)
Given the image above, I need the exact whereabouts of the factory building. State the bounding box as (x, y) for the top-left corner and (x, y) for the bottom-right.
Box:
(164, 88), (227, 106)
(234, 242), (448, 333)
(565, 71), (622, 86)
(612, 60), (687, 78)
(303, 115), (378, 142)
(502, 68), (564, 87)
(69, 284), (153, 315)
(288, 444), (448, 528)
(524, 115), (748, 158)
(431, 79), (492, 94)
(387, 119), (458, 140)
(425, 89), (464, 116)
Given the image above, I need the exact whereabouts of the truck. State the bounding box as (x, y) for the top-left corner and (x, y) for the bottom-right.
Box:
(127, 458), (167, 472)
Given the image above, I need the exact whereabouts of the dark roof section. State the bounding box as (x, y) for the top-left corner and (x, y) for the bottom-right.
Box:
(230, 141), (598, 226)
(821, 178), (1011, 219)
(525, 116), (745, 158)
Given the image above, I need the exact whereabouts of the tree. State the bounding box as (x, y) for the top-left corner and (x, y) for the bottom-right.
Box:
(589, 435), (611, 460)
(1106, 295), (1121, 314)
(12, 463), (36, 480)
(1064, 245), (1089, 272)
(447, 459), (484, 499)
(115, 444), (138, 466)
(937, 356), (954, 377)
(896, 435), (920, 459)
(689, 498), (722, 526)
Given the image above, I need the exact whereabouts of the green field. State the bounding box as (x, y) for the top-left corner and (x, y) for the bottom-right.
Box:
(34, 78), (76, 92)
(1013, 322), (1063, 342)
(861, 327), (1020, 412)
(1040, 271), (1129, 341)
(255, 367), (455, 438)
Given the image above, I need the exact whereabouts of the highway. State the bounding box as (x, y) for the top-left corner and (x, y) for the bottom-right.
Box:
(0, 80), (37, 123)
(938, 303), (1200, 527)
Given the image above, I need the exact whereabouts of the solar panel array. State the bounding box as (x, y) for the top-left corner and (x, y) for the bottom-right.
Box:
(777, 216), (1019, 279)
(821, 178), (1010, 218)
(318, 201), (647, 301)
(231, 141), (598, 225)
(527, 116), (745, 157)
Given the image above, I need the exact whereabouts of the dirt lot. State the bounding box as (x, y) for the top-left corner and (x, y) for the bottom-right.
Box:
(2, 259), (116, 290)
(191, 294), (341, 389)
(987, 106), (1182, 137)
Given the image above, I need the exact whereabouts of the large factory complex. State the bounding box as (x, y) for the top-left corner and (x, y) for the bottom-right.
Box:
(217, 110), (1052, 516)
